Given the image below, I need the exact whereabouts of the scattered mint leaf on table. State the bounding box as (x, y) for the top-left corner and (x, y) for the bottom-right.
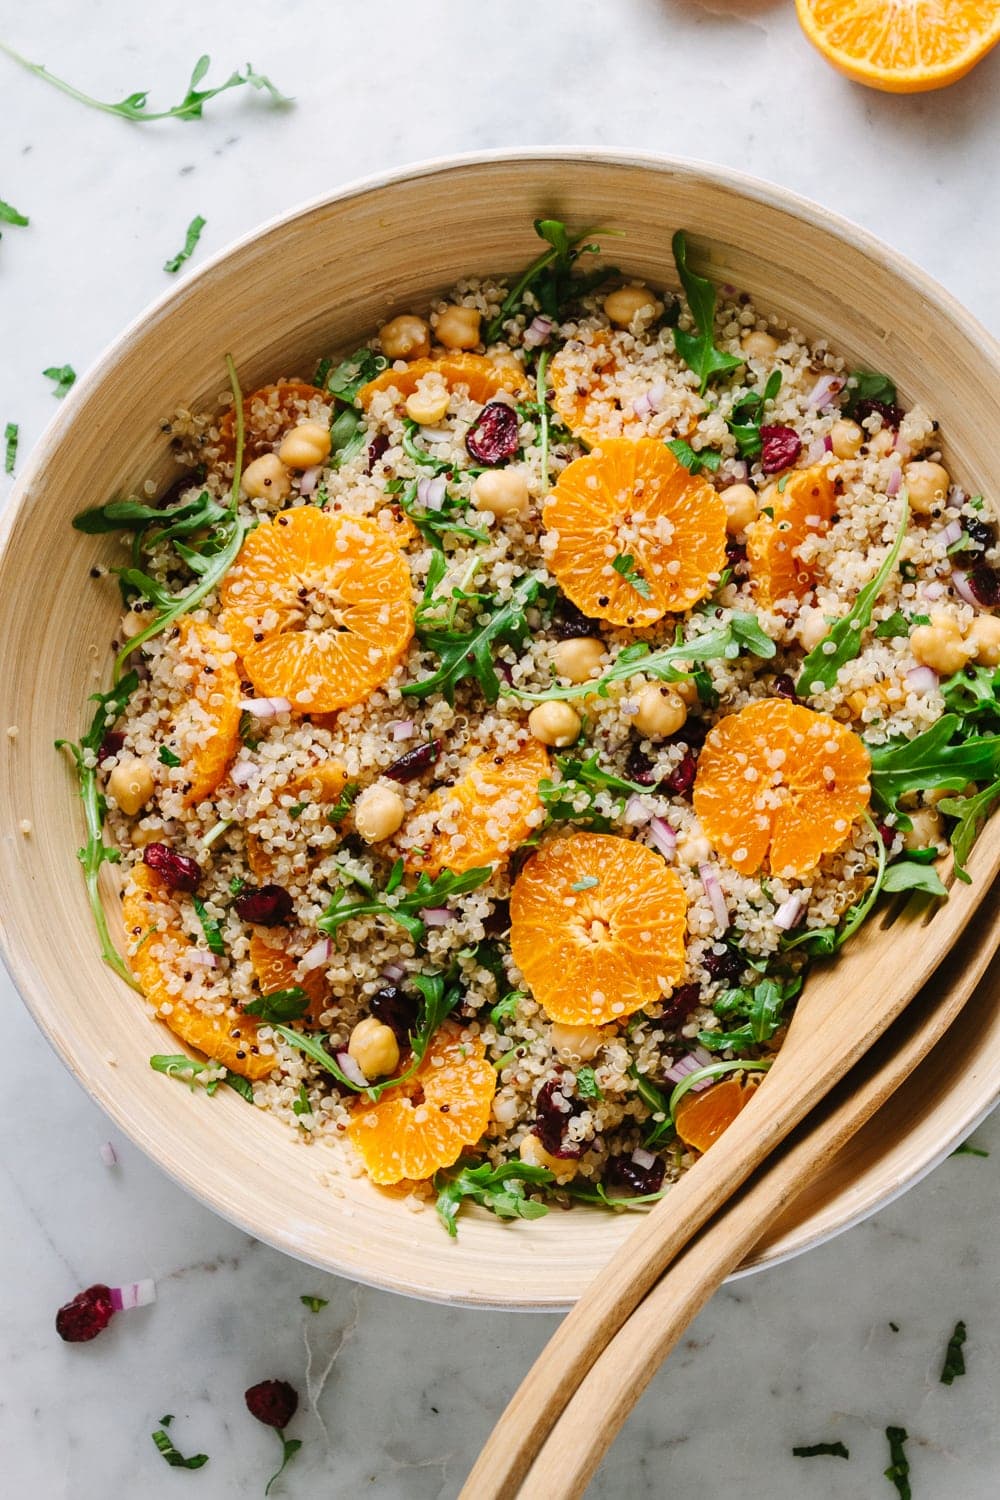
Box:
(792, 1441), (849, 1459)
(4, 421), (17, 474)
(43, 363), (76, 397)
(164, 214), (206, 273)
(151, 1423), (209, 1469)
(300, 1295), (328, 1313)
(884, 1426), (911, 1499)
(0, 197), (29, 225)
(940, 1319), (967, 1384)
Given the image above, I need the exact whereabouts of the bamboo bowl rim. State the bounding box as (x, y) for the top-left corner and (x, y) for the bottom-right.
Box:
(2, 149), (999, 1308)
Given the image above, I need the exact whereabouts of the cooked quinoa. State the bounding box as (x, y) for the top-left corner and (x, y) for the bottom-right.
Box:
(65, 222), (1000, 1232)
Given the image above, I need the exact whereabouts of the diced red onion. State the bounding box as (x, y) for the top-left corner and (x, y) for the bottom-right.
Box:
(906, 666), (940, 695)
(390, 719), (415, 742)
(662, 1045), (715, 1086)
(109, 1279), (157, 1312)
(522, 314), (553, 349)
(648, 817), (677, 858)
(699, 863), (730, 931)
(806, 373), (845, 409)
(230, 759), (259, 787)
(631, 392), (653, 418)
(633, 378), (669, 418)
(631, 1147), (657, 1170)
(886, 465), (902, 497)
(299, 464), (323, 497)
(187, 950), (218, 969)
(773, 893), (805, 931)
(300, 936), (332, 973)
(335, 1050), (369, 1088)
(417, 475), (447, 510)
(99, 1141), (118, 1167)
(940, 519), (964, 547)
(624, 794), (653, 826)
(382, 962), (406, 982)
(951, 569), (983, 610)
(238, 697), (292, 719)
(421, 906), (454, 927)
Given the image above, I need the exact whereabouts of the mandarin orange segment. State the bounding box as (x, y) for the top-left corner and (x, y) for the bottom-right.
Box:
(217, 380), (329, 463)
(509, 833), (688, 1027)
(796, 0), (1000, 94)
(172, 618), (242, 806)
(249, 930), (327, 1027)
(549, 332), (699, 448)
(220, 506), (413, 714)
(693, 699), (871, 879)
(747, 465), (835, 609)
(123, 865), (272, 1080)
(358, 353), (529, 410)
(542, 437), (727, 627)
(403, 739), (550, 877)
(347, 1030), (495, 1184)
(674, 1077), (758, 1153)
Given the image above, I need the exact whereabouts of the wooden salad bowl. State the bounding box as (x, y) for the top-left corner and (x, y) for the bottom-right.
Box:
(0, 152), (997, 1306)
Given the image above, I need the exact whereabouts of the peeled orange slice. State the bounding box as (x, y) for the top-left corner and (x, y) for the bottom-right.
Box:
(171, 618), (242, 806)
(249, 931), (327, 1028)
(693, 699), (871, 878)
(510, 832), (688, 1027)
(796, 0), (1000, 94)
(403, 739), (550, 877)
(747, 465), (835, 609)
(357, 353), (529, 410)
(347, 1030), (495, 1184)
(217, 381), (329, 463)
(123, 864), (272, 1079)
(674, 1076), (758, 1153)
(542, 438), (727, 627)
(220, 506), (413, 714)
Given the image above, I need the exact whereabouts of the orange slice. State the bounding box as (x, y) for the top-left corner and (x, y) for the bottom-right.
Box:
(170, 618), (242, 806)
(549, 332), (699, 448)
(347, 1030), (495, 1184)
(358, 353), (529, 410)
(747, 465), (835, 609)
(509, 832), (688, 1026)
(217, 380), (329, 463)
(403, 739), (550, 877)
(542, 437), (727, 627)
(248, 930), (327, 1028)
(245, 758), (348, 881)
(123, 864), (272, 1080)
(796, 0), (1000, 94)
(693, 699), (871, 879)
(674, 1077), (758, 1153)
(220, 506), (413, 714)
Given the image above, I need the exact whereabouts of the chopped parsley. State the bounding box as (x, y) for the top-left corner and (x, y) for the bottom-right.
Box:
(4, 421), (18, 474)
(43, 363), (76, 398)
(434, 1158), (554, 1237)
(292, 1083), (312, 1118)
(318, 865), (491, 944)
(402, 572), (544, 705)
(940, 1319), (967, 1384)
(0, 197), (29, 226)
(164, 214), (206, 273)
(670, 230), (742, 394)
(243, 987), (310, 1023)
(611, 553), (652, 598)
(300, 1295), (328, 1313)
(884, 1426), (911, 1499)
(792, 1441), (849, 1459)
(151, 1417), (209, 1470)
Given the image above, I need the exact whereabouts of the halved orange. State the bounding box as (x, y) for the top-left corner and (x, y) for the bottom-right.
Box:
(796, 0), (1000, 94)
(248, 930), (327, 1028)
(674, 1076), (758, 1153)
(245, 758), (348, 881)
(509, 832), (688, 1027)
(220, 506), (413, 714)
(123, 864), (272, 1079)
(347, 1030), (495, 1184)
(216, 381), (329, 464)
(549, 332), (699, 448)
(747, 465), (835, 609)
(693, 699), (871, 879)
(402, 739), (550, 877)
(171, 618), (242, 806)
(542, 437), (728, 626)
(357, 353), (529, 410)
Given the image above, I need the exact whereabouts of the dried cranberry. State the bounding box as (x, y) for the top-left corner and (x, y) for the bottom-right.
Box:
(143, 842), (200, 894)
(551, 596), (602, 640)
(56, 1284), (115, 1342)
(854, 397), (904, 431)
(483, 898), (511, 937)
(963, 516), (995, 551)
(665, 716), (708, 751)
(466, 402), (519, 465)
(97, 730), (125, 765)
(384, 738), (442, 782)
(968, 563), (1000, 608)
(535, 1078), (587, 1159)
(604, 1152), (665, 1197)
(725, 539), (748, 575)
(877, 820), (903, 858)
(625, 743), (658, 788)
(702, 946), (746, 988)
(245, 1379), (298, 1429)
(370, 984), (419, 1047)
(772, 673), (799, 702)
(658, 982), (701, 1031)
(235, 884), (294, 926)
(759, 426), (802, 475)
(664, 750), (698, 798)
(367, 432), (390, 474)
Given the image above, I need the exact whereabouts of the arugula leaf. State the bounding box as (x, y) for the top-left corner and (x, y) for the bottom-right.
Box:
(192, 896), (226, 956)
(485, 218), (618, 341)
(670, 230), (742, 394)
(265, 1434), (302, 1496)
(880, 860), (948, 896)
(797, 499), (909, 697)
(941, 663), (1000, 728)
(552, 752), (650, 798)
(433, 1158), (554, 1237)
(43, 363), (76, 398)
(300, 1294), (328, 1313)
(869, 715), (1000, 822)
(225, 1072), (255, 1103)
(666, 436), (722, 474)
(0, 197), (29, 226)
(611, 553), (653, 599)
(244, 987), (310, 1023)
(326, 405), (366, 470)
(4, 421), (18, 474)
(0, 42), (290, 122)
(938, 776), (1000, 881)
(149, 1053), (253, 1101)
(151, 1424), (209, 1470)
(74, 487), (224, 536)
(884, 1426), (911, 1500)
(698, 976), (802, 1053)
(164, 213), (206, 273)
(403, 572), (543, 704)
(538, 751), (647, 830)
(318, 865), (491, 944)
(875, 608), (928, 639)
(726, 370), (782, 458)
(940, 1319), (967, 1385)
(846, 370), (897, 416)
(792, 1442), (849, 1460)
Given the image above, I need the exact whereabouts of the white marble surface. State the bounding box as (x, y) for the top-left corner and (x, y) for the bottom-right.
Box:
(2, 2), (1000, 1495)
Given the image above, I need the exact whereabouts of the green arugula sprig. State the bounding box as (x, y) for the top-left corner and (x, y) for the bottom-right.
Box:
(192, 896), (225, 957)
(869, 713), (1000, 820)
(504, 612), (775, 704)
(4, 421), (17, 474)
(164, 213), (205, 273)
(151, 1416), (209, 1470)
(485, 218), (620, 342)
(797, 498), (909, 697)
(0, 43), (290, 122)
(698, 975), (803, 1053)
(43, 363), (76, 397)
(434, 1158), (554, 1237)
(563, 1180), (668, 1211)
(0, 197), (28, 226)
(317, 865), (492, 944)
(264, 1435), (302, 1496)
(671, 230), (743, 394)
(403, 571), (544, 704)
(149, 1053), (254, 1101)
(392, 476), (490, 550)
(323, 345), (386, 404)
(939, 777), (1000, 881)
(941, 663), (1000, 728)
(727, 370), (782, 458)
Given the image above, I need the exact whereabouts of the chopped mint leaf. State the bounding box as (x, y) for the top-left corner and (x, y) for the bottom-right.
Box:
(151, 1424), (209, 1469)
(727, 369), (782, 458)
(611, 553), (653, 598)
(951, 1142), (989, 1158)
(164, 214), (206, 273)
(846, 369), (897, 415)
(292, 1083), (312, 1117)
(243, 987), (310, 1023)
(0, 197), (29, 226)
(571, 875), (600, 892)
(884, 1426), (911, 1499)
(300, 1294), (328, 1313)
(192, 896), (225, 956)
(43, 363), (76, 398)
(158, 744), (182, 767)
(667, 436), (722, 474)
(4, 421), (18, 474)
(940, 1319), (967, 1384)
(576, 1066), (601, 1099)
(792, 1441), (849, 1459)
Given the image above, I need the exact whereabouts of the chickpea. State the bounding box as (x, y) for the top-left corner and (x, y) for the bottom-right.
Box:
(528, 701), (581, 747)
(903, 807), (945, 854)
(904, 460), (950, 516)
(910, 612), (973, 676)
(868, 428), (896, 459)
(471, 468), (530, 518)
(348, 1017), (400, 1080)
(405, 381), (451, 426)
(830, 419), (863, 460)
(378, 313), (431, 363)
(741, 329), (779, 360)
(677, 827), (711, 866)
(354, 783), (406, 843)
(631, 684), (688, 740)
(968, 614), (1000, 667)
(550, 1023), (607, 1063)
(278, 421), (332, 470)
(107, 757), (154, 816)
(668, 668), (700, 707)
(796, 607), (830, 652)
(519, 1132), (577, 1182)
(603, 285), (660, 328)
(720, 482), (758, 535)
(434, 304), (481, 350)
(553, 636), (606, 684)
(242, 452), (292, 502)
(120, 609), (147, 640)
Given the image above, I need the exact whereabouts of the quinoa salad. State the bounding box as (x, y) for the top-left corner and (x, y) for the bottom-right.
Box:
(62, 220), (1000, 1236)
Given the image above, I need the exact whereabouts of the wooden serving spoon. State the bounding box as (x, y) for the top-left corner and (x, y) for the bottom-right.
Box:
(460, 823), (1000, 1500)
